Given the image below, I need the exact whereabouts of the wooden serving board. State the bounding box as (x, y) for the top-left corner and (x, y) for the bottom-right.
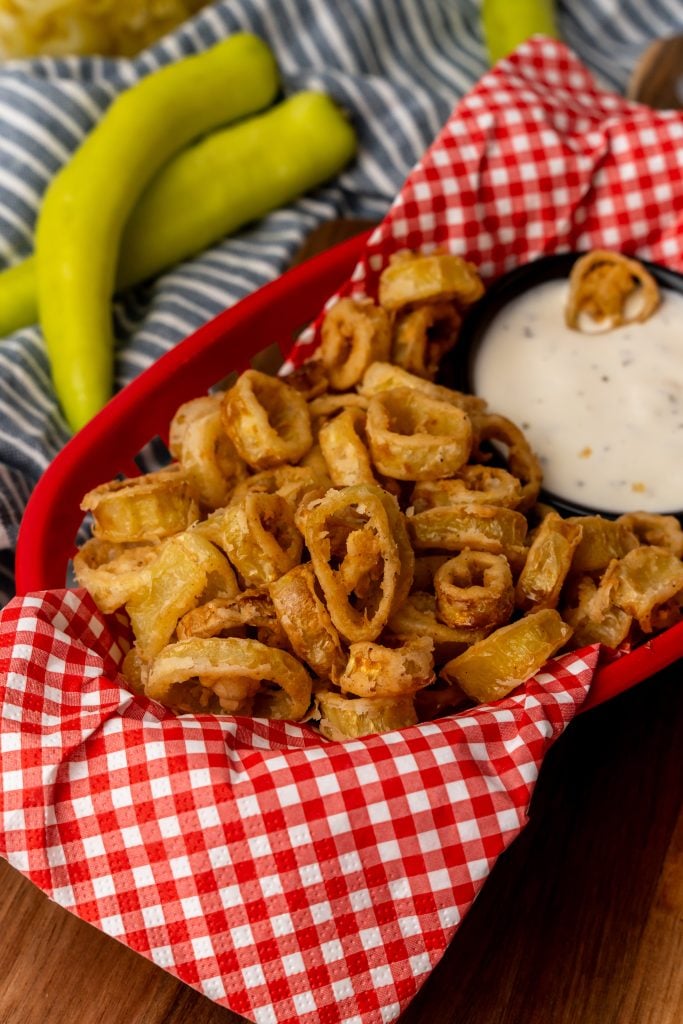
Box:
(1, 220), (681, 1024)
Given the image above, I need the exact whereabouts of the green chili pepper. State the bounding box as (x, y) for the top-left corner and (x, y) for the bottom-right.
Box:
(118, 90), (356, 287)
(0, 260), (35, 337)
(0, 92), (356, 339)
(34, 33), (279, 432)
(482, 0), (558, 64)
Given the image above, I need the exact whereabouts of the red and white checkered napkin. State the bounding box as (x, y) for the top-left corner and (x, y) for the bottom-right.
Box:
(290, 37), (683, 367)
(0, 589), (597, 1023)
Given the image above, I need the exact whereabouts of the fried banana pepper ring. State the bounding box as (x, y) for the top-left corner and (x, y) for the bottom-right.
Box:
(318, 407), (375, 487)
(440, 609), (573, 703)
(378, 248), (485, 311)
(305, 482), (414, 642)
(366, 386), (472, 480)
(221, 368), (312, 470)
(177, 598), (246, 641)
(177, 589), (283, 646)
(387, 591), (490, 661)
(515, 511), (583, 612)
(435, 551), (514, 629)
(391, 301), (462, 380)
(411, 466), (522, 512)
(81, 465), (199, 543)
(562, 576), (633, 650)
(320, 296), (391, 391)
(408, 503), (528, 564)
(565, 249), (660, 332)
(126, 531), (238, 661)
(73, 538), (160, 614)
(169, 394), (221, 459)
(315, 688), (418, 741)
(308, 392), (369, 427)
(567, 515), (639, 574)
(617, 512), (683, 559)
(597, 546), (683, 633)
(359, 361), (486, 416)
(283, 359), (329, 400)
(269, 564), (347, 682)
(473, 413), (543, 512)
(229, 464), (324, 513)
(146, 636), (312, 720)
(339, 637), (435, 698)
(210, 492), (303, 588)
(174, 398), (248, 510)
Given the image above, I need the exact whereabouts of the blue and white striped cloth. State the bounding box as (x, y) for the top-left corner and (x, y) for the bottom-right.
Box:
(1, 0), (682, 602)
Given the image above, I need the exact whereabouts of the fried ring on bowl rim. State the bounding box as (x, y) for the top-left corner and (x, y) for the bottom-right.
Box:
(565, 249), (660, 332)
(366, 386), (472, 481)
(221, 368), (312, 470)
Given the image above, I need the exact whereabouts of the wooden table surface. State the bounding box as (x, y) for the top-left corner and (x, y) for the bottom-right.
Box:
(2, 221), (682, 1024)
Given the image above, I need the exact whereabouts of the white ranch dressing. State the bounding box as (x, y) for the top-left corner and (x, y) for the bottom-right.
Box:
(472, 279), (683, 514)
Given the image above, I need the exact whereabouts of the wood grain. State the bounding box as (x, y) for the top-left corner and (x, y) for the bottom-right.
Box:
(1, 219), (681, 1024)
(627, 35), (683, 110)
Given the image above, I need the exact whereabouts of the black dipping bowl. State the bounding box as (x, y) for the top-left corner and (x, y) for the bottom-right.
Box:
(438, 251), (683, 519)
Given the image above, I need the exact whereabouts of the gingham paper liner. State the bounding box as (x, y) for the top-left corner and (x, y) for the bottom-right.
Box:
(0, 589), (597, 1023)
(0, 35), (677, 1024)
(286, 37), (683, 368)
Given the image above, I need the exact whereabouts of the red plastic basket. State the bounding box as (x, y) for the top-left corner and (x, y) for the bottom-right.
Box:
(16, 230), (683, 713)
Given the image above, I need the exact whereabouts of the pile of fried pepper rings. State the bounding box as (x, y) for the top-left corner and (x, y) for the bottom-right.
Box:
(74, 248), (683, 740)
(0, 33), (356, 431)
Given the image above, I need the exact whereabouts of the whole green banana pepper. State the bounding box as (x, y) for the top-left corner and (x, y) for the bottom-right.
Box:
(482, 0), (558, 64)
(0, 92), (356, 338)
(34, 33), (278, 432)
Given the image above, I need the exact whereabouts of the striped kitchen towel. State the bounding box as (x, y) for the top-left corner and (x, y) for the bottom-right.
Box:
(1, 0), (682, 603)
